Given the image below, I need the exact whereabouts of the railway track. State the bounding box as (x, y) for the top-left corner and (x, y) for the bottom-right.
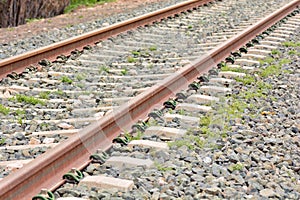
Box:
(0, 0), (299, 199)
(0, 0), (290, 178)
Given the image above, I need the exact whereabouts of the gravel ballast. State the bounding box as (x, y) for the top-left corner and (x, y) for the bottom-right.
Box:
(53, 14), (300, 200)
(0, 0), (297, 181)
(0, 0), (188, 60)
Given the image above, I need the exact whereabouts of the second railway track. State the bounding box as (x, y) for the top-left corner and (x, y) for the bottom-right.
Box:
(0, 0), (300, 199)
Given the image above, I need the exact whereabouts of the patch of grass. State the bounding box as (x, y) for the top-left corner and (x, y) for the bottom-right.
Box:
(187, 25), (193, 29)
(271, 49), (281, 55)
(235, 75), (255, 85)
(238, 81), (272, 100)
(0, 104), (10, 115)
(178, 109), (185, 115)
(54, 90), (64, 96)
(99, 65), (110, 74)
(64, 0), (115, 13)
(218, 99), (253, 120)
(123, 131), (143, 142)
(127, 56), (137, 63)
(40, 122), (49, 129)
(256, 81), (272, 90)
(200, 126), (216, 137)
(189, 135), (205, 148)
(61, 76), (73, 84)
(221, 65), (247, 73)
(279, 58), (291, 65)
(15, 109), (26, 116)
(200, 116), (211, 126)
(241, 90), (265, 100)
(76, 73), (86, 81)
(259, 64), (281, 77)
(168, 139), (195, 150)
(39, 91), (51, 100)
(0, 138), (5, 145)
(288, 50), (300, 55)
(155, 163), (173, 172)
(17, 117), (23, 125)
(25, 18), (40, 23)
(10, 94), (45, 106)
(288, 50), (297, 55)
(121, 68), (128, 76)
(259, 57), (275, 65)
(15, 109), (26, 125)
(131, 51), (140, 56)
(282, 41), (300, 47)
(229, 163), (244, 171)
(230, 100), (250, 113)
(283, 70), (292, 74)
(149, 46), (157, 51)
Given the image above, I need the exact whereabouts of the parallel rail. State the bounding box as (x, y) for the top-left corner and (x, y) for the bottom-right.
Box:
(0, 0), (299, 199)
(0, 0), (212, 80)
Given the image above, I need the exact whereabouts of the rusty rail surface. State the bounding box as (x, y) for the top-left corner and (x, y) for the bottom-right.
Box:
(0, 0), (212, 80)
(0, 0), (299, 199)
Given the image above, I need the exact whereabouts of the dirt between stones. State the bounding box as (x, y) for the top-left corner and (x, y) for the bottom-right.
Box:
(0, 0), (164, 44)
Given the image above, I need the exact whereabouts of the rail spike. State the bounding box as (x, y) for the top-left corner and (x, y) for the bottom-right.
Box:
(32, 189), (55, 200)
(62, 168), (83, 184)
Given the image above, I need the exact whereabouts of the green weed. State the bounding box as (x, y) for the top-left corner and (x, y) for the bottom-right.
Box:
(64, 0), (115, 13)
(15, 109), (26, 116)
(25, 18), (40, 23)
(221, 66), (247, 73)
(240, 90), (266, 100)
(200, 116), (211, 126)
(61, 76), (73, 84)
(0, 104), (10, 115)
(259, 64), (281, 77)
(259, 57), (275, 65)
(178, 109), (185, 115)
(127, 56), (137, 63)
(229, 163), (244, 171)
(76, 73), (86, 81)
(54, 90), (64, 96)
(131, 51), (140, 56)
(149, 46), (157, 51)
(155, 163), (173, 172)
(256, 81), (272, 90)
(282, 41), (300, 47)
(271, 49), (280, 55)
(279, 58), (291, 65)
(168, 139), (195, 150)
(235, 75), (255, 85)
(288, 50), (299, 55)
(0, 138), (5, 145)
(123, 131), (143, 142)
(121, 68), (128, 76)
(283, 70), (292, 74)
(99, 65), (110, 74)
(39, 91), (51, 99)
(11, 94), (45, 106)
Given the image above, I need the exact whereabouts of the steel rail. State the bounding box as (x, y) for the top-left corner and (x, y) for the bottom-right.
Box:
(0, 0), (213, 80)
(0, 0), (299, 199)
